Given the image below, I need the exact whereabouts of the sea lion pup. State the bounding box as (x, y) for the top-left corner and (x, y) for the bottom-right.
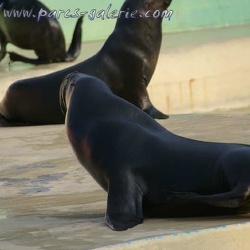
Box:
(0, 0), (83, 64)
(0, 0), (172, 126)
(62, 72), (250, 231)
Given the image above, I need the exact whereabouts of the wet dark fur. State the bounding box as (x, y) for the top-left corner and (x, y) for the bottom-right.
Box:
(63, 72), (250, 231)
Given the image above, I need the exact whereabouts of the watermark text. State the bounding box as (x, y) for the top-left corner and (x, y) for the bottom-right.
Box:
(0, 3), (174, 22)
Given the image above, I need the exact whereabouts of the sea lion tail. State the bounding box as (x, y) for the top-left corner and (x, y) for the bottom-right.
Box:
(65, 16), (84, 62)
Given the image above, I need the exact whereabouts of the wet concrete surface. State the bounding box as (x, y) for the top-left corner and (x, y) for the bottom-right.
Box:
(1, 25), (250, 249)
(1, 114), (250, 249)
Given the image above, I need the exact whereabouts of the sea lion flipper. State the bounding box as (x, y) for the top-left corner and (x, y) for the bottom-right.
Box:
(144, 104), (169, 119)
(65, 16), (83, 62)
(106, 176), (144, 231)
(139, 81), (169, 119)
(0, 114), (15, 126)
(8, 52), (51, 65)
(0, 35), (7, 61)
(167, 188), (248, 208)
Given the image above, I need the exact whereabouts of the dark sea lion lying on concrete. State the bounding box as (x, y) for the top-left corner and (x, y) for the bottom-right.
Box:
(0, 0), (172, 126)
(0, 0), (83, 64)
(62, 72), (250, 231)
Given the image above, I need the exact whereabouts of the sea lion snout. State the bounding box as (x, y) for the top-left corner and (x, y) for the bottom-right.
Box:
(62, 72), (81, 86)
(165, 0), (172, 4)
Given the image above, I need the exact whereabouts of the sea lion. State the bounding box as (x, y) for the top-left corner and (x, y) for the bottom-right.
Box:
(62, 72), (250, 231)
(0, 0), (172, 126)
(0, 0), (83, 64)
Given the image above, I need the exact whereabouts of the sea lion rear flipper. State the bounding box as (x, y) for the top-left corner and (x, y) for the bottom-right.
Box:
(9, 52), (51, 65)
(166, 188), (249, 208)
(106, 175), (144, 231)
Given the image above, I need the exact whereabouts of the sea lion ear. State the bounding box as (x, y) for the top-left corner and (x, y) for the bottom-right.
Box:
(144, 0), (153, 8)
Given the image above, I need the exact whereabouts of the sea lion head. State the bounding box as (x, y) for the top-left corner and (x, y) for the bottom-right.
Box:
(120, 0), (173, 17)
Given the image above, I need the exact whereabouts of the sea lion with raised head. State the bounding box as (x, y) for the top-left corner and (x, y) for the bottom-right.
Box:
(0, 0), (172, 126)
(62, 72), (250, 231)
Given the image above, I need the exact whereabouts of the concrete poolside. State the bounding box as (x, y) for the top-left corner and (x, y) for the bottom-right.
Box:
(1, 114), (250, 249)
(0, 25), (250, 249)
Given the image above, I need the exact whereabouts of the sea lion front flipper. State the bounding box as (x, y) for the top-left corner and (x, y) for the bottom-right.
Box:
(65, 16), (83, 62)
(143, 104), (169, 119)
(166, 187), (249, 208)
(0, 34), (7, 61)
(139, 80), (168, 119)
(106, 175), (144, 231)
